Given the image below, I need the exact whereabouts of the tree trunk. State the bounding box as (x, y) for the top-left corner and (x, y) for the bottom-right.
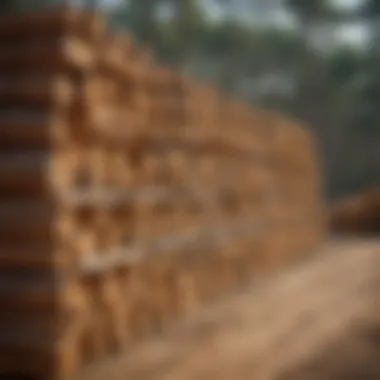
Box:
(174, 0), (192, 69)
(219, 0), (239, 96)
(140, 0), (157, 48)
(0, 0), (51, 12)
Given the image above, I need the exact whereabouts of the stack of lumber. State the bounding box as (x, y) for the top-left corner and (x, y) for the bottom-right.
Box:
(0, 8), (112, 380)
(0, 8), (324, 380)
(329, 187), (380, 234)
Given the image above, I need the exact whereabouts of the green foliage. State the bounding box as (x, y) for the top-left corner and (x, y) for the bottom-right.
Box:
(285, 0), (330, 19)
(107, 0), (380, 198)
(0, 0), (51, 12)
(327, 47), (363, 86)
(361, 0), (380, 18)
(2, 0), (379, 198)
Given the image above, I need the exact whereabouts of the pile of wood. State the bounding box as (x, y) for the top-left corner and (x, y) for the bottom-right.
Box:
(329, 187), (380, 234)
(0, 8), (324, 380)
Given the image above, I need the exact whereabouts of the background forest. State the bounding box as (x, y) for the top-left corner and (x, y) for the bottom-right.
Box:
(1, 0), (379, 200)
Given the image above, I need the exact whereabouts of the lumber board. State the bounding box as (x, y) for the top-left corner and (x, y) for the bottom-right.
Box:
(0, 271), (86, 311)
(71, 103), (121, 138)
(0, 243), (65, 270)
(0, 109), (70, 148)
(0, 200), (57, 241)
(0, 309), (86, 352)
(0, 349), (56, 380)
(65, 228), (99, 264)
(0, 74), (74, 108)
(0, 150), (83, 196)
(0, 151), (52, 195)
(0, 186), (167, 213)
(58, 186), (170, 208)
(78, 215), (269, 275)
(92, 117), (268, 158)
(83, 272), (130, 352)
(103, 149), (134, 187)
(0, 36), (95, 71)
(0, 309), (88, 380)
(143, 134), (268, 160)
(0, 9), (105, 43)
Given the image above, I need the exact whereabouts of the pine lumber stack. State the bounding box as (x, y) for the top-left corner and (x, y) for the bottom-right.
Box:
(0, 8), (324, 380)
(0, 8), (113, 380)
(329, 187), (380, 234)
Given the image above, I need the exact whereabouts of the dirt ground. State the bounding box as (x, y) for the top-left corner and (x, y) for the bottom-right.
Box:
(278, 322), (380, 380)
(77, 238), (379, 380)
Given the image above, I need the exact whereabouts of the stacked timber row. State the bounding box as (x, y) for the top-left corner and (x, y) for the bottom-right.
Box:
(0, 9), (114, 380)
(0, 8), (324, 380)
(329, 187), (380, 233)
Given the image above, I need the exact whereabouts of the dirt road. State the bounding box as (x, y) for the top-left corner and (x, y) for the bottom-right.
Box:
(77, 238), (379, 380)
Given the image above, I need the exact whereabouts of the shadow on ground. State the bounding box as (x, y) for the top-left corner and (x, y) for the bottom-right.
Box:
(277, 323), (380, 380)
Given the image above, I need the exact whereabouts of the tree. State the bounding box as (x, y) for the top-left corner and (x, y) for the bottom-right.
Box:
(172, 0), (199, 67)
(283, 0), (336, 124)
(215, 0), (241, 95)
(361, 0), (380, 48)
(316, 0), (380, 197)
(109, 0), (160, 49)
(0, 0), (52, 12)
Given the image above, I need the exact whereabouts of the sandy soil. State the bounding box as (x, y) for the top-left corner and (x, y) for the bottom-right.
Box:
(77, 238), (379, 380)
(278, 322), (380, 380)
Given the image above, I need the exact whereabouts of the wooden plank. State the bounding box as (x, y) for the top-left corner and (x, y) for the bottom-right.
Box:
(0, 9), (105, 43)
(96, 33), (135, 79)
(0, 109), (70, 148)
(62, 223), (98, 264)
(0, 74), (74, 108)
(72, 104), (122, 138)
(78, 216), (268, 275)
(0, 200), (55, 241)
(0, 309), (84, 352)
(125, 264), (165, 339)
(94, 206), (134, 251)
(103, 149), (134, 187)
(0, 309), (88, 380)
(0, 243), (65, 270)
(100, 272), (130, 351)
(59, 186), (170, 208)
(0, 36), (95, 71)
(0, 187), (164, 217)
(82, 273), (129, 357)
(54, 315), (91, 380)
(0, 10), (77, 42)
(173, 252), (203, 314)
(0, 272), (86, 311)
(0, 150), (79, 196)
(0, 151), (49, 195)
(0, 349), (55, 380)
(107, 270), (132, 351)
(127, 258), (176, 331)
